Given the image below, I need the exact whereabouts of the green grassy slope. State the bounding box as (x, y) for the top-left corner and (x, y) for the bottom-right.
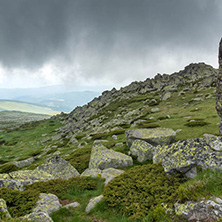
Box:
(0, 63), (221, 221)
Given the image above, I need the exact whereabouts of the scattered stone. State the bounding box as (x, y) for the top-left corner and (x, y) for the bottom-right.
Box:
(209, 137), (222, 151)
(85, 195), (104, 213)
(161, 92), (172, 101)
(35, 156), (80, 179)
(112, 135), (118, 140)
(63, 202), (80, 209)
(69, 136), (78, 144)
(130, 140), (155, 162)
(52, 134), (63, 141)
(41, 137), (51, 144)
(115, 142), (124, 147)
(151, 107), (160, 113)
(93, 140), (108, 145)
(126, 127), (176, 148)
(13, 157), (35, 168)
(53, 151), (61, 156)
(89, 143), (133, 170)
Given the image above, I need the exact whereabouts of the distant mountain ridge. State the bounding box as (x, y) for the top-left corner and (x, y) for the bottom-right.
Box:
(0, 85), (101, 112)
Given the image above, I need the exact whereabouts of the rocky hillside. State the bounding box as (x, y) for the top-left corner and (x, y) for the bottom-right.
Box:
(0, 62), (222, 222)
(59, 62), (217, 140)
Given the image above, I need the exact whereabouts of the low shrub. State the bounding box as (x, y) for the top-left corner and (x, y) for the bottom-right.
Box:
(0, 188), (40, 217)
(65, 147), (91, 173)
(137, 122), (160, 128)
(103, 163), (185, 220)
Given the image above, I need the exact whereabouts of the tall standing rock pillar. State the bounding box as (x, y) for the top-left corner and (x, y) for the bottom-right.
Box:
(216, 38), (222, 134)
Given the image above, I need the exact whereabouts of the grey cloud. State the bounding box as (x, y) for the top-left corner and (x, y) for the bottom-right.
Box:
(0, 0), (221, 83)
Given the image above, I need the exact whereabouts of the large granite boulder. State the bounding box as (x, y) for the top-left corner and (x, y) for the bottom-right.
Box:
(153, 137), (222, 178)
(130, 139), (155, 162)
(126, 127), (176, 147)
(89, 143), (133, 170)
(81, 168), (102, 178)
(13, 157), (35, 168)
(175, 197), (222, 222)
(0, 179), (31, 191)
(35, 156), (80, 179)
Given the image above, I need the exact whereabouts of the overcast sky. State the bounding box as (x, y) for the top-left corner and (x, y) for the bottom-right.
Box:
(0, 0), (221, 90)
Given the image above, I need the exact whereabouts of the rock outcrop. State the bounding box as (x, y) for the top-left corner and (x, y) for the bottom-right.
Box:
(35, 156), (80, 179)
(153, 137), (222, 178)
(0, 198), (11, 219)
(13, 157), (35, 168)
(89, 143), (133, 170)
(0, 156), (80, 191)
(216, 38), (222, 134)
(175, 197), (222, 222)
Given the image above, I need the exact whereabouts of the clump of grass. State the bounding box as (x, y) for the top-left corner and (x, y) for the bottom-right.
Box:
(26, 177), (98, 200)
(137, 122), (160, 128)
(103, 163), (185, 220)
(178, 169), (222, 202)
(0, 163), (19, 174)
(184, 120), (209, 127)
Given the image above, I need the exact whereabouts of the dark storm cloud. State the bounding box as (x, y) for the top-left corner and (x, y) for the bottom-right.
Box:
(0, 0), (221, 82)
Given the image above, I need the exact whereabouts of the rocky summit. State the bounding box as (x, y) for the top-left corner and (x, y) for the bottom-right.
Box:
(1, 59), (222, 222)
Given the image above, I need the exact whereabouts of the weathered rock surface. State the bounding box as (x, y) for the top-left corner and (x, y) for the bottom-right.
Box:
(216, 38), (222, 134)
(23, 211), (53, 222)
(175, 197), (222, 222)
(32, 193), (61, 215)
(63, 202), (80, 209)
(153, 137), (222, 178)
(89, 144), (133, 170)
(13, 157), (35, 168)
(85, 195), (104, 213)
(35, 156), (80, 179)
(81, 168), (102, 178)
(101, 168), (124, 185)
(130, 139), (155, 162)
(0, 198), (11, 219)
(126, 127), (176, 147)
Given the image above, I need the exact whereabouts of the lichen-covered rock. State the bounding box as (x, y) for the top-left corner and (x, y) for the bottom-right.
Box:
(81, 168), (102, 178)
(130, 139), (155, 162)
(126, 127), (176, 147)
(13, 157), (35, 168)
(32, 193), (61, 215)
(153, 137), (222, 178)
(175, 197), (222, 221)
(89, 144), (133, 170)
(0, 174), (11, 179)
(85, 195), (103, 213)
(0, 198), (11, 219)
(161, 91), (172, 101)
(35, 156), (80, 179)
(0, 179), (31, 191)
(101, 168), (124, 185)
(23, 211), (53, 222)
(9, 170), (54, 181)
